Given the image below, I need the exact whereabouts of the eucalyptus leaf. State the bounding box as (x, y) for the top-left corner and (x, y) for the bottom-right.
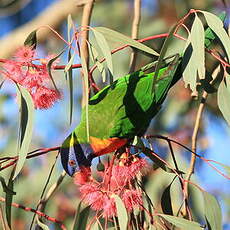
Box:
(201, 11), (230, 61)
(114, 195), (128, 230)
(182, 16), (204, 92)
(0, 176), (16, 195)
(204, 12), (226, 49)
(67, 14), (74, 41)
(88, 42), (106, 82)
(72, 202), (90, 230)
(161, 178), (175, 215)
(24, 30), (37, 48)
(191, 15), (205, 80)
(66, 15), (75, 125)
(159, 214), (203, 230)
(202, 191), (222, 230)
(5, 171), (14, 229)
(14, 84), (34, 180)
(47, 50), (64, 92)
(94, 27), (159, 56)
(153, 24), (177, 92)
(92, 28), (114, 79)
(217, 79), (230, 125)
(65, 52), (75, 125)
(80, 47), (90, 141)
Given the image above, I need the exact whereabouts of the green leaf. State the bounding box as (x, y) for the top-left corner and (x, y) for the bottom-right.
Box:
(5, 171), (15, 229)
(202, 191), (222, 230)
(191, 15), (205, 80)
(201, 11), (230, 61)
(153, 24), (177, 92)
(72, 202), (90, 230)
(67, 14), (74, 41)
(161, 178), (175, 215)
(182, 15), (205, 92)
(47, 50), (64, 92)
(217, 78), (230, 125)
(159, 214), (203, 230)
(24, 30), (37, 48)
(94, 27), (159, 56)
(65, 51), (75, 126)
(0, 176), (16, 195)
(64, 53), (75, 73)
(182, 42), (197, 92)
(204, 12), (226, 49)
(80, 46), (89, 142)
(92, 29), (114, 79)
(14, 84), (34, 179)
(65, 15), (75, 125)
(114, 195), (128, 230)
(88, 42), (106, 82)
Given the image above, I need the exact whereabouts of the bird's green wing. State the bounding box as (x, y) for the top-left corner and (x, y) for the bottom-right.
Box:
(75, 61), (179, 143)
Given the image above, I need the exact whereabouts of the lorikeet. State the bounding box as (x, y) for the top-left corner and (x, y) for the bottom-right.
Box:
(60, 13), (225, 177)
(61, 56), (181, 176)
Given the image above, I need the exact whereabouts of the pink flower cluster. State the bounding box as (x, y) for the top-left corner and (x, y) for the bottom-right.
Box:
(75, 154), (149, 218)
(0, 46), (61, 109)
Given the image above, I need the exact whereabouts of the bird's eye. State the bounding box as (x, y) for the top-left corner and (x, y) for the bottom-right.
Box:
(69, 160), (76, 166)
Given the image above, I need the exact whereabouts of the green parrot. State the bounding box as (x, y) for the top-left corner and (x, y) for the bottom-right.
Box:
(60, 14), (225, 176)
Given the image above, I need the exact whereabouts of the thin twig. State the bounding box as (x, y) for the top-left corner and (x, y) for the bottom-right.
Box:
(80, 0), (95, 107)
(0, 147), (59, 172)
(29, 152), (60, 229)
(129, 0), (142, 73)
(145, 134), (230, 180)
(130, 145), (205, 192)
(80, 0), (95, 69)
(0, 197), (66, 230)
(183, 91), (208, 218)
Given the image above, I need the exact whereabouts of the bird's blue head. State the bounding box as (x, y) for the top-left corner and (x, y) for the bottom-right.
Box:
(60, 133), (95, 176)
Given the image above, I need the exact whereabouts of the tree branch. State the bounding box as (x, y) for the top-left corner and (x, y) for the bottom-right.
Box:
(184, 91), (208, 218)
(129, 0), (142, 72)
(80, 0), (94, 105)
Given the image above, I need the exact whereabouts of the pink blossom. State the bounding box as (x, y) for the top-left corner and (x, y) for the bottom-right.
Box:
(128, 157), (149, 177)
(122, 189), (143, 212)
(102, 195), (116, 217)
(110, 157), (148, 188)
(21, 67), (49, 88)
(78, 156), (148, 218)
(1, 61), (23, 83)
(14, 46), (35, 62)
(79, 183), (117, 217)
(32, 87), (61, 109)
(1, 46), (61, 109)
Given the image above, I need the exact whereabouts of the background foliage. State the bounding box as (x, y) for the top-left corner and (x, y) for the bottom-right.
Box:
(0, 0), (229, 229)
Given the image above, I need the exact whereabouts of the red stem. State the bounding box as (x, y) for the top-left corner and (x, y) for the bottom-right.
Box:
(0, 197), (66, 230)
(0, 147), (60, 171)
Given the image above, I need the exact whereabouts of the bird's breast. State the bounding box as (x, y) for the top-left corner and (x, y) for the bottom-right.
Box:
(89, 136), (128, 156)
